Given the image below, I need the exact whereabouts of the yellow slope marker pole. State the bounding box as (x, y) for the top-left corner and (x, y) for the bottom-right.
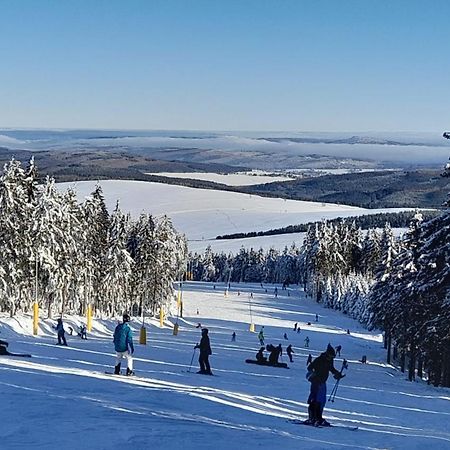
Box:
(160, 306), (164, 327)
(87, 304), (92, 332)
(33, 302), (39, 336)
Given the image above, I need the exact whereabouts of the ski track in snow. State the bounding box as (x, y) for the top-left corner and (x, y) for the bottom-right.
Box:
(1, 282), (449, 450)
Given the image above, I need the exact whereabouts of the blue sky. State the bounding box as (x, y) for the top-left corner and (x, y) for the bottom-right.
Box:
(0, 0), (449, 131)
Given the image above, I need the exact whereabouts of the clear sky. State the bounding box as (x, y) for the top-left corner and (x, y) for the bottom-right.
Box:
(1, 0), (449, 132)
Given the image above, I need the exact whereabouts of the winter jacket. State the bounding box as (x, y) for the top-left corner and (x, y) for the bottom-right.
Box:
(196, 335), (211, 356)
(307, 352), (340, 384)
(113, 323), (134, 353)
(56, 321), (65, 334)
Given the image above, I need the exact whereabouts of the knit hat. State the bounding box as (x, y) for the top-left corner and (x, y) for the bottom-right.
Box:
(326, 343), (336, 357)
(202, 328), (209, 334)
(123, 313), (130, 323)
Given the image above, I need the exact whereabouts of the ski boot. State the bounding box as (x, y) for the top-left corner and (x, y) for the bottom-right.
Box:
(114, 363), (121, 375)
(126, 368), (134, 376)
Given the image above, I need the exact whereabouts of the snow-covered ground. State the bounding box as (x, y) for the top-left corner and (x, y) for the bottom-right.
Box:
(1, 282), (449, 450)
(57, 180), (410, 251)
(189, 232), (307, 253)
(145, 171), (295, 186)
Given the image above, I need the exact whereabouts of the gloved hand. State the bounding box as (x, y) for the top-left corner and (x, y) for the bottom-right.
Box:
(194, 344), (199, 349)
(129, 348), (134, 355)
(334, 373), (345, 380)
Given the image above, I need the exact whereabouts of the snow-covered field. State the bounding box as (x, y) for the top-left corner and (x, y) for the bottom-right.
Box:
(145, 171), (295, 186)
(57, 180), (409, 252)
(1, 282), (449, 450)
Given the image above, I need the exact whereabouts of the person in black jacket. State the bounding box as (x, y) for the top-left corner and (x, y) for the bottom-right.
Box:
(195, 328), (212, 375)
(305, 343), (344, 426)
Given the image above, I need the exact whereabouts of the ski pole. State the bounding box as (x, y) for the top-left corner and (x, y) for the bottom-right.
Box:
(328, 379), (340, 402)
(188, 347), (197, 373)
(328, 359), (347, 402)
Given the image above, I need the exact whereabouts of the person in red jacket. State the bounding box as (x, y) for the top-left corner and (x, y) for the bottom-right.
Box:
(305, 343), (344, 426)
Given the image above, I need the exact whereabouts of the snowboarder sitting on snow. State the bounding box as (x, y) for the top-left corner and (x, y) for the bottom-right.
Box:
(305, 343), (344, 426)
(0, 339), (8, 355)
(55, 318), (67, 346)
(256, 346), (267, 363)
(195, 328), (212, 375)
(113, 313), (134, 376)
(266, 344), (282, 365)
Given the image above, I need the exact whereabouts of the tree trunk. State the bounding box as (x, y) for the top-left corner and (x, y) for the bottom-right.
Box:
(400, 351), (405, 373)
(417, 357), (423, 379)
(387, 334), (392, 364)
(408, 352), (416, 381)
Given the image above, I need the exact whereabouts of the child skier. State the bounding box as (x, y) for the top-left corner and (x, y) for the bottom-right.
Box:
(55, 318), (67, 346)
(305, 344), (344, 426)
(258, 327), (265, 346)
(195, 328), (212, 375)
(113, 313), (134, 376)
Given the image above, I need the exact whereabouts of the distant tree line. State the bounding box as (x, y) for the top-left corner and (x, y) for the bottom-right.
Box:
(216, 209), (440, 240)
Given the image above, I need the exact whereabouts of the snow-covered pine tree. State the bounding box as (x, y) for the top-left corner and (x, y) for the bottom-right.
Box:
(0, 159), (35, 315)
(104, 202), (134, 317)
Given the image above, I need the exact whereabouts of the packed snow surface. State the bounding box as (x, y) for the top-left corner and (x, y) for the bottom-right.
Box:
(1, 282), (449, 450)
(57, 180), (409, 251)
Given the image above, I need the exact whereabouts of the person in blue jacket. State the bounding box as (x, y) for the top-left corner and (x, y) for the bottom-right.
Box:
(113, 313), (134, 375)
(305, 343), (344, 426)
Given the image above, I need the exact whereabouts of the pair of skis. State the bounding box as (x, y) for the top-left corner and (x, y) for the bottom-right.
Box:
(288, 419), (358, 431)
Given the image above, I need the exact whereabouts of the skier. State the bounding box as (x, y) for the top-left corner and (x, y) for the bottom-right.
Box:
(347, 329), (350, 335)
(293, 323), (298, 331)
(361, 355), (367, 364)
(231, 331), (236, 342)
(79, 324), (87, 340)
(55, 318), (67, 346)
(335, 345), (342, 357)
(286, 344), (294, 363)
(297, 327), (301, 334)
(256, 346), (267, 363)
(304, 336), (310, 348)
(315, 314), (319, 322)
(305, 344), (344, 426)
(194, 328), (212, 375)
(274, 287), (278, 298)
(113, 313), (134, 376)
(306, 353), (313, 365)
(283, 332), (288, 340)
(258, 327), (265, 346)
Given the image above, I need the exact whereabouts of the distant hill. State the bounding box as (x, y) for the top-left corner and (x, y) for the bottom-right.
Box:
(242, 170), (449, 209)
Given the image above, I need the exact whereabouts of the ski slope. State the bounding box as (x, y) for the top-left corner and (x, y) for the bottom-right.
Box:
(1, 282), (449, 450)
(57, 180), (410, 252)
